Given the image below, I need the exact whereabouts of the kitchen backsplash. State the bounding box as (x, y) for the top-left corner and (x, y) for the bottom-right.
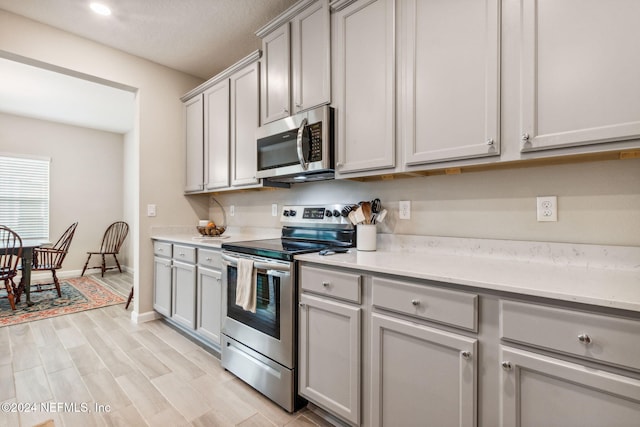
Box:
(208, 158), (640, 247)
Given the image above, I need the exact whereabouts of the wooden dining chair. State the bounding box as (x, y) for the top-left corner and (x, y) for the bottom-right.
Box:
(20, 222), (78, 300)
(81, 221), (129, 277)
(0, 225), (23, 310)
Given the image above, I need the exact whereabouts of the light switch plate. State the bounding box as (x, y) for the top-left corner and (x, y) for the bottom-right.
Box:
(147, 204), (156, 217)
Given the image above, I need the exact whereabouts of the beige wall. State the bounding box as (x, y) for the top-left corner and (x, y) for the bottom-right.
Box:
(210, 158), (640, 247)
(0, 10), (204, 317)
(0, 112), (127, 270)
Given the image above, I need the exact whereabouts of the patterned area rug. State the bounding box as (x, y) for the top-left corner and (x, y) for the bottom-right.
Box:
(0, 276), (125, 327)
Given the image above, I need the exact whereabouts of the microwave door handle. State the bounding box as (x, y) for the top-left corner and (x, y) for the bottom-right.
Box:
(296, 117), (309, 170)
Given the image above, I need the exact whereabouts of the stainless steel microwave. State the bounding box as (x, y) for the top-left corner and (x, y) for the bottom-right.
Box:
(255, 105), (334, 183)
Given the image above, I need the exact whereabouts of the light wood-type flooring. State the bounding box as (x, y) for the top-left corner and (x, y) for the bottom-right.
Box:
(0, 272), (334, 427)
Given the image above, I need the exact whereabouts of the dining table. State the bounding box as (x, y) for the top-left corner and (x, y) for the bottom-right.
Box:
(4, 239), (46, 307)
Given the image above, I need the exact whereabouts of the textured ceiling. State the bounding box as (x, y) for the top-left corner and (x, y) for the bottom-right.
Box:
(0, 0), (298, 133)
(0, 0), (298, 79)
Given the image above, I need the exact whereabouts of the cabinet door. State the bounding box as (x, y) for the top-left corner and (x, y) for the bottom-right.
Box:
(153, 256), (172, 317)
(184, 95), (204, 192)
(196, 267), (222, 345)
(500, 346), (640, 427)
(520, 0), (640, 152)
(261, 23), (291, 124)
(204, 79), (230, 190)
(172, 260), (197, 329)
(291, 0), (331, 113)
(371, 313), (477, 427)
(299, 293), (361, 425)
(332, 0), (395, 175)
(400, 0), (500, 165)
(230, 62), (260, 187)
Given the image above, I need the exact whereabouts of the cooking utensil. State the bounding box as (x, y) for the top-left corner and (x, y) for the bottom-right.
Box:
(348, 210), (359, 225)
(374, 208), (387, 224)
(360, 201), (372, 224)
(371, 198), (382, 214)
(353, 206), (366, 224)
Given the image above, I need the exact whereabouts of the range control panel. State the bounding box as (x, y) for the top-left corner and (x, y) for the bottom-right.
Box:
(281, 205), (351, 225)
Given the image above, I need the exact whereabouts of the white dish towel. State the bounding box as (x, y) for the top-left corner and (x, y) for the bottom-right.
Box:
(235, 258), (256, 313)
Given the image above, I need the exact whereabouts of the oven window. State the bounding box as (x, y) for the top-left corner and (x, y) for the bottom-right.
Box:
(227, 267), (281, 340)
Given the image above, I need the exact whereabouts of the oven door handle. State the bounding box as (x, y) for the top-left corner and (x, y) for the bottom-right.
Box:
(222, 252), (291, 273)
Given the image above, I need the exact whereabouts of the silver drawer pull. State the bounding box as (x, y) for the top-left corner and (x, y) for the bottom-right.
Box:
(206, 257), (213, 261)
(411, 299), (420, 306)
(322, 281), (330, 288)
(521, 132), (530, 142)
(501, 361), (512, 371)
(578, 333), (592, 345)
(461, 351), (471, 360)
(299, 303), (306, 308)
(179, 253), (185, 257)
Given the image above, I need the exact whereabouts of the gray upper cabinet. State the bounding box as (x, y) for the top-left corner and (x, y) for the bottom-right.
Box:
(260, 23), (291, 124)
(332, 0), (396, 176)
(204, 79), (230, 190)
(181, 51), (262, 193)
(258, 0), (331, 125)
(400, 0), (500, 165)
(291, 0), (331, 113)
(230, 61), (260, 187)
(184, 95), (204, 192)
(519, 0), (640, 153)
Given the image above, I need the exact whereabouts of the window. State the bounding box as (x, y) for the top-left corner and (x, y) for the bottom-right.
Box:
(0, 154), (50, 240)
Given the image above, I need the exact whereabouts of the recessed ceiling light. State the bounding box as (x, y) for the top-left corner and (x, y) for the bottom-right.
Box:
(90, 2), (112, 16)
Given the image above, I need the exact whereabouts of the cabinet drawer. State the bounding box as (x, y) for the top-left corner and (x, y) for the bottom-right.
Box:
(501, 300), (640, 372)
(198, 248), (221, 270)
(173, 245), (196, 264)
(372, 277), (478, 332)
(299, 265), (361, 304)
(153, 241), (172, 257)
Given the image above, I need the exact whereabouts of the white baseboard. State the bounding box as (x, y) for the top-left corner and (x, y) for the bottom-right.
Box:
(131, 310), (161, 324)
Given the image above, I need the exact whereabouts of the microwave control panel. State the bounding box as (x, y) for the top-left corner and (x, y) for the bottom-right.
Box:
(308, 122), (322, 161)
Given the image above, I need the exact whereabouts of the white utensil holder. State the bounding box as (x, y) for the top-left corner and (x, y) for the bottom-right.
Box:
(357, 224), (377, 251)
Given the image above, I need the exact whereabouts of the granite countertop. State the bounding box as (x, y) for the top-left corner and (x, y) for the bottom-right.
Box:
(295, 234), (640, 313)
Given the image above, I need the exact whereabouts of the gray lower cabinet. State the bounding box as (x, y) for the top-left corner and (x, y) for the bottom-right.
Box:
(298, 264), (363, 426)
(153, 241), (172, 316)
(171, 244), (197, 329)
(499, 299), (640, 427)
(196, 249), (223, 345)
(499, 346), (640, 427)
(152, 240), (223, 350)
(299, 293), (361, 426)
(370, 313), (477, 427)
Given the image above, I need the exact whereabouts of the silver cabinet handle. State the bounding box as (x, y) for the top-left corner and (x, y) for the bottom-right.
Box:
(179, 253), (185, 257)
(578, 333), (592, 345)
(486, 138), (494, 146)
(295, 103), (302, 109)
(501, 361), (513, 370)
(521, 132), (530, 142)
(411, 299), (420, 306)
(282, 108), (289, 114)
(299, 302), (306, 308)
(322, 281), (330, 288)
(461, 351), (472, 360)
(206, 257), (213, 261)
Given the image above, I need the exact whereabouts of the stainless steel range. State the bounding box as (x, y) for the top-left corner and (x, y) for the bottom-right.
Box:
(220, 205), (355, 412)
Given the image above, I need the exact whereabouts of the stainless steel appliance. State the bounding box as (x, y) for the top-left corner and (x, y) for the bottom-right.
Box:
(255, 105), (334, 183)
(220, 204), (355, 412)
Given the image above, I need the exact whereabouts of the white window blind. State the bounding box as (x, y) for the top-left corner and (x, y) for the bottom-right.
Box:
(0, 155), (50, 240)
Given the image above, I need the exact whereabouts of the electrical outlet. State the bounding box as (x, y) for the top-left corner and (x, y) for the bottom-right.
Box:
(146, 204), (156, 217)
(399, 200), (411, 220)
(536, 196), (557, 222)
(272, 204), (278, 217)
(230, 205), (235, 217)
